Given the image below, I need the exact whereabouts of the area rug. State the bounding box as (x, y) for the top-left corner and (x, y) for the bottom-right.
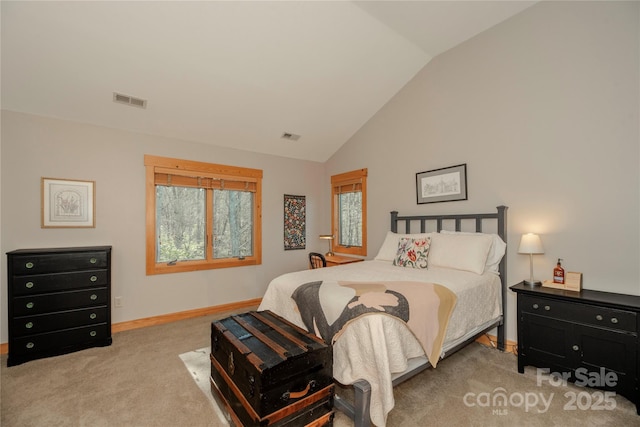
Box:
(181, 347), (352, 427)
(179, 347), (230, 426)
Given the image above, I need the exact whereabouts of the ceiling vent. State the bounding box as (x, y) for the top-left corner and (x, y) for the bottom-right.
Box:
(113, 92), (147, 109)
(281, 132), (301, 141)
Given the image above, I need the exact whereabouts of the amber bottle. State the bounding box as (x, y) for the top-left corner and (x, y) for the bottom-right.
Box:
(553, 258), (565, 284)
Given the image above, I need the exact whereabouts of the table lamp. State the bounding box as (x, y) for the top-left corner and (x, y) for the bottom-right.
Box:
(319, 234), (334, 256)
(518, 233), (544, 285)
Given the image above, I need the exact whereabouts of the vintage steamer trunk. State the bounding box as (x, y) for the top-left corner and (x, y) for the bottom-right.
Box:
(210, 310), (334, 427)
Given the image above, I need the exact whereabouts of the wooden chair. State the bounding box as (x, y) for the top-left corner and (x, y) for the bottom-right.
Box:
(309, 252), (327, 269)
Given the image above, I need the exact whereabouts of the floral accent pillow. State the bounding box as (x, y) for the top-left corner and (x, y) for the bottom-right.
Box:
(393, 237), (430, 269)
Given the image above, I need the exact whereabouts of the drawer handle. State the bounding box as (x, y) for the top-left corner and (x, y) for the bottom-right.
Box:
(25, 322), (34, 329)
(611, 317), (619, 324)
(596, 315), (603, 321)
(26, 342), (35, 349)
(532, 304), (539, 309)
(25, 262), (34, 269)
(90, 294), (98, 301)
(90, 257), (97, 264)
(573, 345), (580, 351)
(89, 330), (97, 337)
(25, 281), (34, 289)
(26, 302), (34, 309)
(544, 305), (550, 311)
(90, 313), (97, 320)
(90, 275), (98, 282)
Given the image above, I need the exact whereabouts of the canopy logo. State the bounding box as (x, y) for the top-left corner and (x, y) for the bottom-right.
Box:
(463, 387), (553, 413)
(462, 368), (619, 414)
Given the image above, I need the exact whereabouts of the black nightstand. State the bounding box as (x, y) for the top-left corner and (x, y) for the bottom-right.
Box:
(510, 282), (640, 415)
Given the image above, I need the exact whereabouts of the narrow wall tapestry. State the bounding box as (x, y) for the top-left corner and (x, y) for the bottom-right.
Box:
(284, 194), (306, 250)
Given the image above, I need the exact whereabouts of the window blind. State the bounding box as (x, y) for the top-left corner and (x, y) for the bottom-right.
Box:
(154, 172), (257, 192)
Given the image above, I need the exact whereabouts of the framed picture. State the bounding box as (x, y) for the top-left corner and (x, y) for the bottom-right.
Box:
(283, 194), (306, 250)
(416, 164), (467, 204)
(41, 177), (95, 228)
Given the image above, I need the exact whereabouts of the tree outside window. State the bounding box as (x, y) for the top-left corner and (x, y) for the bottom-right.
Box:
(331, 168), (367, 257)
(145, 155), (262, 275)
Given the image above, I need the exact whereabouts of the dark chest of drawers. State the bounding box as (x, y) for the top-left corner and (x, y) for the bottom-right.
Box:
(6, 246), (112, 366)
(511, 282), (640, 415)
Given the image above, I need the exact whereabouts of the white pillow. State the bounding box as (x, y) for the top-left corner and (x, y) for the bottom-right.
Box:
(374, 231), (433, 262)
(428, 233), (493, 274)
(440, 230), (506, 274)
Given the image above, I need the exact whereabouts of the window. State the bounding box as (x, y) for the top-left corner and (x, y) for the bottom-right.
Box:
(145, 155), (262, 275)
(331, 168), (367, 256)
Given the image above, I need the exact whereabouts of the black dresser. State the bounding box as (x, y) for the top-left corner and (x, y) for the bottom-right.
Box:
(511, 282), (640, 414)
(6, 246), (112, 366)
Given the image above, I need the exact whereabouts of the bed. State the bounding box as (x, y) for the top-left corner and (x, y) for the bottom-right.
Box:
(258, 206), (508, 427)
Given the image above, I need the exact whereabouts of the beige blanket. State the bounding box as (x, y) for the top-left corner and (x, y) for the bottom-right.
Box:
(292, 280), (457, 367)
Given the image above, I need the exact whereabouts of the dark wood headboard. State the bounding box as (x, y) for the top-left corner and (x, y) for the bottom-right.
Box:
(390, 205), (508, 349)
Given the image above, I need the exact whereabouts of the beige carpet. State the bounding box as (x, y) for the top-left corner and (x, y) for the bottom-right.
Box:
(179, 342), (640, 427)
(2, 311), (639, 427)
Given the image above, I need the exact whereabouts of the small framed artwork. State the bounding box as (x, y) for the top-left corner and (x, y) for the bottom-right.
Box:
(283, 194), (306, 250)
(41, 177), (95, 228)
(416, 164), (468, 204)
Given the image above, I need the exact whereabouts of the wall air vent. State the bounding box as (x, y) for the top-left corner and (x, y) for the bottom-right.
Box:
(113, 92), (147, 109)
(281, 132), (301, 141)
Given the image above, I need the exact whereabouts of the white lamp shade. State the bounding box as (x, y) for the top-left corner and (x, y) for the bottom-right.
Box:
(518, 233), (544, 254)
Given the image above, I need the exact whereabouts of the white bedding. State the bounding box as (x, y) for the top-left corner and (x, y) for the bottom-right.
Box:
(258, 260), (502, 427)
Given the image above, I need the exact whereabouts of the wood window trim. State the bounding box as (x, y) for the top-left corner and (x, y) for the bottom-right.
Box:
(331, 168), (367, 257)
(144, 154), (262, 275)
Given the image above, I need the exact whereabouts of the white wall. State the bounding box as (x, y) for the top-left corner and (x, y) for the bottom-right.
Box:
(326, 1), (640, 341)
(0, 111), (326, 343)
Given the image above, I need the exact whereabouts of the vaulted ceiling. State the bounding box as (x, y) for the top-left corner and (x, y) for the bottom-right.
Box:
(1, 1), (536, 162)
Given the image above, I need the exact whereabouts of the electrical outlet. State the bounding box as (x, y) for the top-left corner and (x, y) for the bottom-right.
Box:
(114, 296), (123, 308)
